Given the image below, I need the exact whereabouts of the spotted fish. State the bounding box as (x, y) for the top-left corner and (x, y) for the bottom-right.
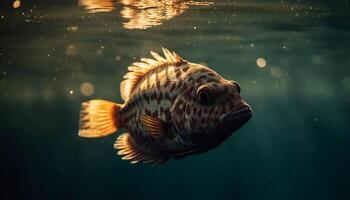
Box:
(79, 48), (252, 165)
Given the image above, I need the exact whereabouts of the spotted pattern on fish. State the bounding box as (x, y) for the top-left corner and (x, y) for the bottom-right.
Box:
(79, 48), (252, 165)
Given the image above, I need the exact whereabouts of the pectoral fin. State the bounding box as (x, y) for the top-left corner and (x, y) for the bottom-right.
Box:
(140, 114), (169, 140)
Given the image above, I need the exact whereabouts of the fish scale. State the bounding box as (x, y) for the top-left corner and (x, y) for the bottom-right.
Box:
(79, 48), (252, 165)
(124, 65), (186, 140)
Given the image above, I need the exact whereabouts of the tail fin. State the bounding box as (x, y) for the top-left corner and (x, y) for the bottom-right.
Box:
(79, 100), (121, 138)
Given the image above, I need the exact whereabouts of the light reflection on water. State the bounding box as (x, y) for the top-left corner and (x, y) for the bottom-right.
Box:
(79, 0), (116, 13)
(78, 0), (212, 29)
(1, 0), (350, 199)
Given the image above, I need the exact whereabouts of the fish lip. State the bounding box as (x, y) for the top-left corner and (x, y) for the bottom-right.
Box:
(220, 105), (253, 123)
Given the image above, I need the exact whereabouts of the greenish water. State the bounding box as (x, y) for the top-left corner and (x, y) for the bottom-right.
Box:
(1, 0), (350, 199)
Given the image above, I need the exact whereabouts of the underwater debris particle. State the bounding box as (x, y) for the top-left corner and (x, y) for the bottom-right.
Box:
(13, 0), (21, 9)
(67, 26), (78, 32)
(66, 44), (77, 56)
(80, 82), (95, 96)
(256, 57), (266, 68)
(270, 67), (283, 78)
(96, 49), (103, 55)
(69, 90), (74, 95)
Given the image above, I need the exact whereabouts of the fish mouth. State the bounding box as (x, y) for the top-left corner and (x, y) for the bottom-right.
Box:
(220, 105), (253, 124)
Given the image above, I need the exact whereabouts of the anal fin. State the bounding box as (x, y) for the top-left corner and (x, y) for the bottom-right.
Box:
(114, 133), (168, 165)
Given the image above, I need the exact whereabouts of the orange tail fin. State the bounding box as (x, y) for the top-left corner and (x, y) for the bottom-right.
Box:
(79, 100), (121, 138)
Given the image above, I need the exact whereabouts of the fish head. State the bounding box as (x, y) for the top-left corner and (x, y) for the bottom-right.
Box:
(215, 80), (252, 132)
(178, 76), (252, 148)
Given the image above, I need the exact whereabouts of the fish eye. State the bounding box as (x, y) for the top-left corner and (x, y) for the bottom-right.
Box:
(197, 85), (213, 105)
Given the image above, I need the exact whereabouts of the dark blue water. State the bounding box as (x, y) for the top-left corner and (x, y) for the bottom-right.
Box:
(1, 0), (350, 199)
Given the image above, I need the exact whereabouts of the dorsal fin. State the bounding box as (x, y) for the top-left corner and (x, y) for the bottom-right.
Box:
(120, 47), (185, 101)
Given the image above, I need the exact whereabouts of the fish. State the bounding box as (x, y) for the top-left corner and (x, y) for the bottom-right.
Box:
(79, 48), (252, 165)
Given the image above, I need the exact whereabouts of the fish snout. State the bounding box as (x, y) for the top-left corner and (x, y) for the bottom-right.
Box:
(219, 104), (252, 124)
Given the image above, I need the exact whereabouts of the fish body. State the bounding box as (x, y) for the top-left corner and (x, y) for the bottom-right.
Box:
(79, 48), (252, 165)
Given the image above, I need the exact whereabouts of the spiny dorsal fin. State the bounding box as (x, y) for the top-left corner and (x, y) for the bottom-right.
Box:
(114, 133), (168, 165)
(140, 114), (168, 140)
(120, 47), (185, 101)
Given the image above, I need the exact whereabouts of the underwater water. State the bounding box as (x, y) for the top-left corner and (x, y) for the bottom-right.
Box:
(1, 0), (350, 199)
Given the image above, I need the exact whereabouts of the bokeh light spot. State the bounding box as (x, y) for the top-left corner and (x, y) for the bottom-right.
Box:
(67, 26), (78, 32)
(66, 44), (77, 56)
(270, 67), (283, 78)
(256, 57), (266, 68)
(13, 0), (21, 9)
(80, 82), (95, 96)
